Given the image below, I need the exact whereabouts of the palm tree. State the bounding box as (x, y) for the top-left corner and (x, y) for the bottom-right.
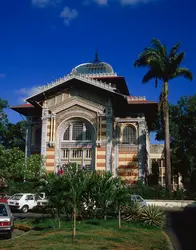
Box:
(134, 39), (193, 192)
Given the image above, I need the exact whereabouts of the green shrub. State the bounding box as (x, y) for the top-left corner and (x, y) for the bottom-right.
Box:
(171, 187), (186, 200)
(122, 202), (143, 222)
(141, 205), (165, 227)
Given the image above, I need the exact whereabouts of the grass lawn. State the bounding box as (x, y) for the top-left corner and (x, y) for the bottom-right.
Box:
(0, 219), (170, 250)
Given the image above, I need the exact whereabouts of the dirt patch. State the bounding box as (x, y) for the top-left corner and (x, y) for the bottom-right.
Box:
(111, 242), (140, 250)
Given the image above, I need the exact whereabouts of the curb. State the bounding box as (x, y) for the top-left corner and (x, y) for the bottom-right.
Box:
(162, 231), (174, 250)
(14, 224), (31, 232)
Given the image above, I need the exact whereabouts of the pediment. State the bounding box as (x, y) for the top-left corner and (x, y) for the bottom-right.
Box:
(50, 96), (105, 115)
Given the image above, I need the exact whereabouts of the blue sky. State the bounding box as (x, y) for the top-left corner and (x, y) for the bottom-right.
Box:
(0, 0), (195, 143)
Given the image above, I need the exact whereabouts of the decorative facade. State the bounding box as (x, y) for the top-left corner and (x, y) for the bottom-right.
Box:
(12, 55), (158, 185)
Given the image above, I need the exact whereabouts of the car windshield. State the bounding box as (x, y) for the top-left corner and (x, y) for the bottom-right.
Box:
(0, 204), (8, 216)
(35, 195), (42, 200)
(10, 194), (23, 200)
(136, 196), (143, 202)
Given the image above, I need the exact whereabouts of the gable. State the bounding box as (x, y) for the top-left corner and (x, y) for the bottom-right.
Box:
(25, 75), (124, 104)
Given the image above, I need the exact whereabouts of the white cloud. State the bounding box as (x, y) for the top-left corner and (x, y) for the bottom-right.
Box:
(60, 7), (79, 25)
(16, 87), (40, 103)
(0, 73), (6, 79)
(32, 0), (61, 8)
(120, 0), (155, 5)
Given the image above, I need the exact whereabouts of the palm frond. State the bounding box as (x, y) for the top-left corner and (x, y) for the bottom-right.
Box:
(134, 58), (148, 68)
(169, 42), (181, 58)
(142, 70), (156, 83)
(134, 48), (162, 68)
(151, 38), (167, 58)
(172, 52), (185, 66)
(171, 67), (193, 81)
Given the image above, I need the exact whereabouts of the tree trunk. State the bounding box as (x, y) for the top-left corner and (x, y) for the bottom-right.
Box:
(163, 82), (172, 193)
(58, 218), (61, 229)
(73, 207), (76, 240)
(118, 208), (121, 229)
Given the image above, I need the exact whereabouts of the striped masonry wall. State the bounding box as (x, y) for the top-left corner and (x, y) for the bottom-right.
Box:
(96, 147), (106, 171)
(47, 119), (51, 142)
(45, 116), (57, 173)
(47, 116), (56, 142)
(118, 150), (138, 184)
(101, 119), (106, 141)
(46, 148), (55, 173)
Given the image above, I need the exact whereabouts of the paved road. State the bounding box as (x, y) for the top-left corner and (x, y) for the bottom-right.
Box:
(0, 229), (25, 241)
(13, 212), (50, 219)
(166, 207), (196, 250)
(12, 207), (183, 219)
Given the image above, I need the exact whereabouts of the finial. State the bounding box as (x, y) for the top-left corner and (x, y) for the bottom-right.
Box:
(94, 50), (100, 63)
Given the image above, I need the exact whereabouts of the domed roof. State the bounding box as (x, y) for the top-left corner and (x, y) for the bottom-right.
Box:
(73, 52), (117, 77)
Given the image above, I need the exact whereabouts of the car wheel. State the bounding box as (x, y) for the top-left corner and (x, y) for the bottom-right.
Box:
(21, 205), (29, 213)
(7, 231), (12, 239)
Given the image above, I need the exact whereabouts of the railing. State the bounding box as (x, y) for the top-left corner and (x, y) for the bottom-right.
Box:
(61, 149), (92, 160)
(63, 164), (93, 172)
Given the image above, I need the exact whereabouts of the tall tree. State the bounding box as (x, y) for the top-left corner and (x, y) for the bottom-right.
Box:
(1, 121), (26, 150)
(156, 95), (196, 192)
(134, 38), (193, 192)
(0, 98), (8, 133)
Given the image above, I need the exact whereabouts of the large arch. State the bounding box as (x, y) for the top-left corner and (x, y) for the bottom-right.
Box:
(56, 116), (96, 172)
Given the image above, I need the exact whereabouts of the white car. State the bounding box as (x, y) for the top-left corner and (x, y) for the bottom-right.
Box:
(8, 193), (47, 213)
(131, 195), (147, 207)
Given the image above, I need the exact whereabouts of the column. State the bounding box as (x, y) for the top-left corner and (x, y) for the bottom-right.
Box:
(53, 115), (56, 142)
(146, 124), (150, 175)
(41, 107), (49, 160)
(113, 122), (119, 177)
(70, 123), (73, 141)
(138, 116), (147, 181)
(68, 148), (71, 163)
(91, 146), (95, 171)
(105, 99), (113, 172)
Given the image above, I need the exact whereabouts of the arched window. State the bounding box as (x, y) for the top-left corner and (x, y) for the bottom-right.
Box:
(63, 122), (91, 141)
(72, 123), (83, 140)
(122, 126), (136, 144)
(63, 126), (70, 140)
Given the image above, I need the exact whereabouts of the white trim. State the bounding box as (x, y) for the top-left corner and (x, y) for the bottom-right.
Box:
(25, 75), (120, 102)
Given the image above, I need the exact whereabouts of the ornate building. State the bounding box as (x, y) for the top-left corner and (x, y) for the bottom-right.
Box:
(12, 55), (158, 184)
